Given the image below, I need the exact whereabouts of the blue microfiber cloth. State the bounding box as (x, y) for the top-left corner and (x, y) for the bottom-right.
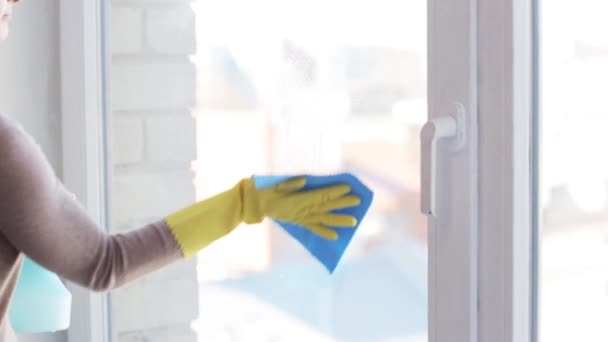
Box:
(9, 257), (72, 333)
(253, 172), (374, 273)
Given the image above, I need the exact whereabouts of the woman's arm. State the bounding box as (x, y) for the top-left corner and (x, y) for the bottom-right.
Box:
(0, 113), (361, 292)
(0, 114), (182, 291)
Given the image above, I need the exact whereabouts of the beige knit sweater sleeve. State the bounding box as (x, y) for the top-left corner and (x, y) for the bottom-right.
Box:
(0, 113), (183, 292)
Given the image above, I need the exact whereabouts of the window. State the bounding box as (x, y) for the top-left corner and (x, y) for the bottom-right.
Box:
(59, 0), (541, 341)
(105, 1), (429, 341)
(539, 1), (608, 341)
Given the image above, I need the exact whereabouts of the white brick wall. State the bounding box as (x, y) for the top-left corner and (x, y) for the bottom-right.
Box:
(111, 168), (195, 225)
(111, 7), (144, 54)
(111, 259), (199, 332)
(112, 117), (145, 165)
(110, 1), (198, 341)
(146, 5), (196, 54)
(111, 61), (196, 111)
(118, 324), (197, 342)
(146, 114), (197, 162)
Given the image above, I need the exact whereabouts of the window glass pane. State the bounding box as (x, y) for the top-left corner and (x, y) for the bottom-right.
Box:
(540, 1), (608, 341)
(107, 1), (427, 340)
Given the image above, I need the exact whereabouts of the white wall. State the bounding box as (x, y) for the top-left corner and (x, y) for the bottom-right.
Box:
(0, 1), (66, 341)
(0, 0), (62, 174)
(109, 1), (199, 341)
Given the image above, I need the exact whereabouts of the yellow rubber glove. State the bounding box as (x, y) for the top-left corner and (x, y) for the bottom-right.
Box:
(165, 176), (361, 258)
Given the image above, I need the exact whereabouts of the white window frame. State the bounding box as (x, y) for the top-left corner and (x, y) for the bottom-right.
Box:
(476, 0), (536, 341)
(59, 0), (111, 341)
(428, 0), (535, 340)
(427, 0), (480, 340)
(58, 0), (536, 341)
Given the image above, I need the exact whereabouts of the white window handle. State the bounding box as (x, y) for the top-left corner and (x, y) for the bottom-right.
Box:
(420, 116), (458, 217)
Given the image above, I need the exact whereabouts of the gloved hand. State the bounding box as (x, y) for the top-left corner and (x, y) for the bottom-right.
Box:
(165, 176), (361, 258)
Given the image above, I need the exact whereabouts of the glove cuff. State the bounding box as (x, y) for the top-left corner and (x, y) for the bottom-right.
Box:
(241, 177), (264, 224)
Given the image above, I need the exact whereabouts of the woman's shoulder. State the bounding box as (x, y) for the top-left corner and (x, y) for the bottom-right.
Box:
(0, 113), (39, 149)
(0, 112), (58, 193)
(0, 112), (24, 141)
(0, 112), (17, 145)
(0, 111), (11, 131)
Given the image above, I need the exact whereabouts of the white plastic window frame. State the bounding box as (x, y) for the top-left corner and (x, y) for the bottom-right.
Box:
(426, 0), (479, 340)
(476, 0), (536, 341)
(58, 0), (536, 341)
(427, 0), (535, 341)
(59, 0), (111, 341)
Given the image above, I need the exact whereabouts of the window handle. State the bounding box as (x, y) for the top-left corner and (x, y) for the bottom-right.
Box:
(420, 115), (459, 217)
